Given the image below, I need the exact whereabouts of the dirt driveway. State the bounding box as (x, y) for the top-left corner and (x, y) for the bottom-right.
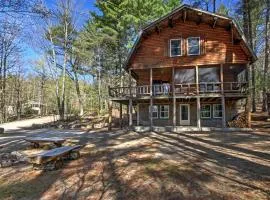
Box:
(0, 115), (59, 131)
(0, 117), (269, 199)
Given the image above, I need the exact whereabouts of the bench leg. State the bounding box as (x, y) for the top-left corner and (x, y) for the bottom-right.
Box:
(54, 159), (64, 170)
(33, 163), (42, 170)
(69, 151), (80, 160)
(33, 159), (63, 171)
(31, 143), (40, 148)
(54, 142), (62, 147)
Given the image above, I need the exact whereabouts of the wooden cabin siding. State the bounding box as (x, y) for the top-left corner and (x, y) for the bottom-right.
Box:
(130, 21), (249, 69)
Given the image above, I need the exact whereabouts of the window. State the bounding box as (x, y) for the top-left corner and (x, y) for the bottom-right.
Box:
(187, 37), (200, 55)
(201, 104), (211, 118)
(170, 39), (182, 57)
(213, 104), (222, 118)
(160, 105), (169, 119)
(149, 105), (158, 119)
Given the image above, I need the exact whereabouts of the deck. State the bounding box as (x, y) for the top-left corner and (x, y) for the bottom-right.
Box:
(109, 82), (248, 99)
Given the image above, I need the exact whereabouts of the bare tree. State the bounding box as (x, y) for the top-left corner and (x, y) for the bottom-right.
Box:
(0, 20), (21, 122)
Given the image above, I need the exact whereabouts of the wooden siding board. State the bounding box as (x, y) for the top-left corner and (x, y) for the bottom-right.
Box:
(130, 21), (249, 69)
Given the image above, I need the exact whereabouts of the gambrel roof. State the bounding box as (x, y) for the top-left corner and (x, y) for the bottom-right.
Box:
(124, 4), (257, 70)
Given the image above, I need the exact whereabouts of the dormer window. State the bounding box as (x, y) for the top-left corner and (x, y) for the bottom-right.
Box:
(187, 37), (200, 55)
(170, 39), (182, 57)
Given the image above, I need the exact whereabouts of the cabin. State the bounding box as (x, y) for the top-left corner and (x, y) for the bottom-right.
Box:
(108, 5), (257, 131)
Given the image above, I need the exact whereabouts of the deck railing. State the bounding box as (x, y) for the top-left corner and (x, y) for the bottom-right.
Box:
(109, 82), (248, 98)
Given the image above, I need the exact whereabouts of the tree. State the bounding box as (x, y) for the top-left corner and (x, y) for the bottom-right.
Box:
(80, 0), (181, 115)
(217, 4), (229, 15)
(42, 0), (78, 120)
(0, 20), (22, 123)
(242, 0), (257, 112)
(262, 0), (270, 112)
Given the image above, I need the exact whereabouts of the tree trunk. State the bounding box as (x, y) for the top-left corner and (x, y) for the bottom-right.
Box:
(243, 0), (256, 112)
(262, 0), (270, 112)
(74, 70), (84, 116)
(60, 19), (68, 120)
(1, 54), (7, 122)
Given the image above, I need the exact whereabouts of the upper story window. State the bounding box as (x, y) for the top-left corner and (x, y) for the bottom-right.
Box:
(170, 39), (182, 57)
(187, 37), (200, 55)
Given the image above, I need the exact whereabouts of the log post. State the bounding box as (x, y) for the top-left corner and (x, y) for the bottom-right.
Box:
(267, 93), (270, 115)
(195, 65), (199, 94)
(150, 68), (153, 129)
(172, 67), (176, 127)
(129, 69), (133, 127)
(220, 64), (226, 128)
(196, 66), (201, 129)
(119, 103), (123, 129)
(129, 99), (132, 126)
(222, 96), (226, 128)
(220, 64), (224, 94)
(197, 97), (201, 129)
(137, 103), (140, 126)
(246, 63), (251, 128)
(108, 100), (112, 131)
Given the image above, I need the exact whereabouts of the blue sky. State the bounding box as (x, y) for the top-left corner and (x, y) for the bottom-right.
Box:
(24, 0), (238, 73)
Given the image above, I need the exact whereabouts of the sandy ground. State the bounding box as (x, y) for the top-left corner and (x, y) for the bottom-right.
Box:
(0, 115), (59, 131)
(0, 113), (269, 200)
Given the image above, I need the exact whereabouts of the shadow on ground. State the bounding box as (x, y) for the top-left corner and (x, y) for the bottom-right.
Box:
(0, 125), (269, 199)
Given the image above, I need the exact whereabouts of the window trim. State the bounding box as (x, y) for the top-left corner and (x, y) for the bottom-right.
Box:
(149, 105), (159, 119)
(170, 38), (182, 57)
(213, 104), (223, 119)
(187, 37), (200, 56)
(201, 104), (211, 119)
(159, 105), (170, 119)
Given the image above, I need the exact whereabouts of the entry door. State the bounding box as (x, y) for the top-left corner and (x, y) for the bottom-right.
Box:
(180, 104), (190, 125)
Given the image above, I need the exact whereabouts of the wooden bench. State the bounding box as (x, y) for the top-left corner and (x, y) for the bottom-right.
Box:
(28, 145), (82, 170)
(24, 137), (66, 148)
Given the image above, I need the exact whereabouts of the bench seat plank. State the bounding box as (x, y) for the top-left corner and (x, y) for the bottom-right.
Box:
(29, 145), (82, 165)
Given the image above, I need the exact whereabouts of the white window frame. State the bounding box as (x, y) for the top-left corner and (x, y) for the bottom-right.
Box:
(187, 37), (200, 56)
(159, 105), (169, 119)
(201, 104), (211, 119)
(149, 105), (158, 119)
(213, 104), (223, 118)
(170, 38), (182, 57)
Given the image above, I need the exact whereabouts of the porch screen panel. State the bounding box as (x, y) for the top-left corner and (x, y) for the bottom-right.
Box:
(199, 67), (220, 82)
(174, 68), (195, 84)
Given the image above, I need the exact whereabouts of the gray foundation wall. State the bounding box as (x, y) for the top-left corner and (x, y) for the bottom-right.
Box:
(137, 100), (238, 128)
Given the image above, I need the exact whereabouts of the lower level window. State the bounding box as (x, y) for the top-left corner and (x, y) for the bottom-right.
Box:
(160, 105), (169, 119)
(213, 104), (222, 118)
(149, 105), (158, 119)
(201, 104), (211, 118)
